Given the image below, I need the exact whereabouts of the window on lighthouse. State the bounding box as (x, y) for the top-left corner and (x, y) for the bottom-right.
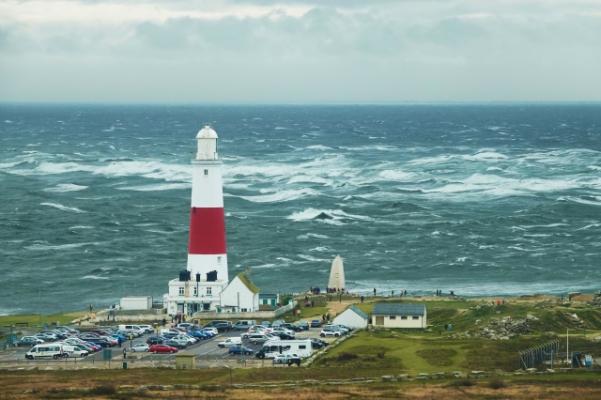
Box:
(178, 287), (184, 296)
(204, 169), (208, 176)
(206, 287), (212, 296)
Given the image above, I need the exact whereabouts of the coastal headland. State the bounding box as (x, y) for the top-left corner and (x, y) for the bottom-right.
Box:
(2, 293), (601, 399)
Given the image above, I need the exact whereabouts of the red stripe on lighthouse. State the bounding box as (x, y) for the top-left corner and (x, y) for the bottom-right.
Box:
(188, 207), (226, 254)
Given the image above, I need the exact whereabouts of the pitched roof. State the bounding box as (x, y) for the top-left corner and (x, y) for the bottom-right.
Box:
(348, 305), (369, 319)
(237, 272), (260, 294)
(372, 303), (426, 316)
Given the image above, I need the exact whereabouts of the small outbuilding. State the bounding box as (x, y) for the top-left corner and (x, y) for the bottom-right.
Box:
(219, 272), (260, 312)
(333, 305), (369, 329)
(371, 303), (427, 329)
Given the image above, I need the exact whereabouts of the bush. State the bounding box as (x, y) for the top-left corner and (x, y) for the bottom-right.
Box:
(87, 385), (117, 396)
(488, 379), (507, 390)
(336, 352), (359, 362)
(448, 379), (475, 387)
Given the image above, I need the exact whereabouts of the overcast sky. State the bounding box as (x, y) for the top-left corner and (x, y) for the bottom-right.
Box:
(1, 0), (600, 103)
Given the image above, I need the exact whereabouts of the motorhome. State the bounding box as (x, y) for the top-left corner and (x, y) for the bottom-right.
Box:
(256, 339), (312, 359)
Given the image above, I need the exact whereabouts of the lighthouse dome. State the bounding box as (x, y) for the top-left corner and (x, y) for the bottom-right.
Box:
(196, 125), (218, 139)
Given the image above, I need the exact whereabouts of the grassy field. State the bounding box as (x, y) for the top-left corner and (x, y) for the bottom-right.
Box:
(0, 312), (86, 328)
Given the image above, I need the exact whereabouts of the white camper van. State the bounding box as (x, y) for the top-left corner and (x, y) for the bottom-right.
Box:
(118, 324), (144, 337)
(25, 344), (66, 360)
(256, 339), (312, 359)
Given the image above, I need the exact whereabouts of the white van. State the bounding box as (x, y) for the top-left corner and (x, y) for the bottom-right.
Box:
(118, 324), (144, 337)
(257, 339), (312, 359)
(61, 344), (89, 358)
(25, 344), (66, 360)
(217, 337), (242, 348)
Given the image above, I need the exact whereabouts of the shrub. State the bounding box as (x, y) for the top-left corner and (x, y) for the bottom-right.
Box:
(488, 379), (507, 390)
(336, 352), (359, 362)
(87, 385), (117, 396)
(448, 379), (475, 387)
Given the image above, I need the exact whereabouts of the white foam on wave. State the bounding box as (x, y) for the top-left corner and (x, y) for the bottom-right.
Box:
(377, 169), (417, 182)
(306, 145), (333, 151)
(20, 160), (191, 182)
(40, 202), (86, 213)
(43, 183), (88, 193)
(425, 173), (581, 198)
(25, 242), (95, 251)
(558, 196), (601, 207)
(239, 188), (319, 203)
(288, 208), (372, 225)
(297, 233), (329, 240)
(80, 275), (110, 280)
(117, 183), (191, 192)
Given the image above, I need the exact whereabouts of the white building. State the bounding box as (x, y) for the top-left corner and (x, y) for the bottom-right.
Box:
(371, 303), (427, 329)
(220, 273), (260, 313)
(164, 127), (259, 317)
(328, 255), (345, 291)
(333, 305), (368, 329)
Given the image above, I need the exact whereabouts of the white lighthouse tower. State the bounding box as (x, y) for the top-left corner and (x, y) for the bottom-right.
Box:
(165, 126), (229, 316)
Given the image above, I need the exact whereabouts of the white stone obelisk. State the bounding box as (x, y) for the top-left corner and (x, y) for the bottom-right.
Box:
(328, 255), (345, 291)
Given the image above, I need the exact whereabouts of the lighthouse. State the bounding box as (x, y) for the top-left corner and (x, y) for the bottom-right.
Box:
(187, 126), (229, 286)
(164, 126), (232, 316)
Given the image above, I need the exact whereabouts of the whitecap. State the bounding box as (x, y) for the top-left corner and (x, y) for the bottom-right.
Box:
(377, 169), (416, 182)
(40, 202), (86, 213)
(117, 183), (191, 192)
(287, 208), (372, 225)
(80, 275), (110, 280)
(297, 233), (329, 240)
(306, 145), (333, 151)
(43, 183), (88, 193)
(26, 242), (95, 251)
(239, 188), (319, 203)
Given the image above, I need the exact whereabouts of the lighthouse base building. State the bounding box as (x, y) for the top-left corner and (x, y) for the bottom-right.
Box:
(163, 126), (260, 317)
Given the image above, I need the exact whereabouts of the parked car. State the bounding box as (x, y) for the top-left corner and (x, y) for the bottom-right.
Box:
(232, 320), (256, 330)
(272, 353), (301, 366)
(218, 337), (242, 348)
(310, 338), (329, 349)
(17, 336), (44, 346)
(149, 344), (178, 354)
(245, 333), (271, 344)
(271, 320), (285, 328)
(166, 338), (188, 349)
(295, 321), (310, 331)
(173, 334), (197, 345)
(189, 330), (210, 340)
(204, 320), (232, 332)
(202, 327), (218, 336)
(176, 323), (194, 330)
(35, 332), (58, 341)
(146, 336), (164, 345)
(310, 320), (322, 328)
(260, 321), (271, 328)
(61, 345), (89, 358)
(136, 324), (155, 334)
(271, 327), (295, 338)
(131, 342), (150, 352)
(228, 345), (254, 355)
(320, 326), (341, 338)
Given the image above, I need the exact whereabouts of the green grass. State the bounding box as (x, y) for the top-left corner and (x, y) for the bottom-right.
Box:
(314, 329), (601, 374)
(0, 312), (85, 327)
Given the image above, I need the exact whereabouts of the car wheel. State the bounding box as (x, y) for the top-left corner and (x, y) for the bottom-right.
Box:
(320, 333), (325, 337)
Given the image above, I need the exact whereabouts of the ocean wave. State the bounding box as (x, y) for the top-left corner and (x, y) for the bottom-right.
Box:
(15, 160), (191, 182)
(40, 202), (86, 213)
(117, 183), (191, 191)
(43, 183), (88, 193)
(297, 233), (329, 240)
(25, 242), (96, 251)
(424, 173), (581, 198)
(558, 195), (601, 207)
(239, 188), (319, 203)
(288, 208), (372, 225)
(377, 169), (417, 182)
(80, 275), (110, 280)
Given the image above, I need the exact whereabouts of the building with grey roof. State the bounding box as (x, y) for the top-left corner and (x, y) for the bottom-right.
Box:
(371, 303), (427, 328)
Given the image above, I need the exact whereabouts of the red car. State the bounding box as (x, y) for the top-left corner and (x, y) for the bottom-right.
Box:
(149, 344), (178, 354)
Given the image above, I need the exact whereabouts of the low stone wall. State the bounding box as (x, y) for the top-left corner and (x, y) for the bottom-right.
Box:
(192, 301), (296, 320)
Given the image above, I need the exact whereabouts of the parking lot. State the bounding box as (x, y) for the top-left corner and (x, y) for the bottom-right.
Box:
(0, 323), (334, 369)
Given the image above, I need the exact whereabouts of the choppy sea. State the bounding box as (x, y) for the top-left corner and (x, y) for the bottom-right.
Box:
(1, 104), (600, 314)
